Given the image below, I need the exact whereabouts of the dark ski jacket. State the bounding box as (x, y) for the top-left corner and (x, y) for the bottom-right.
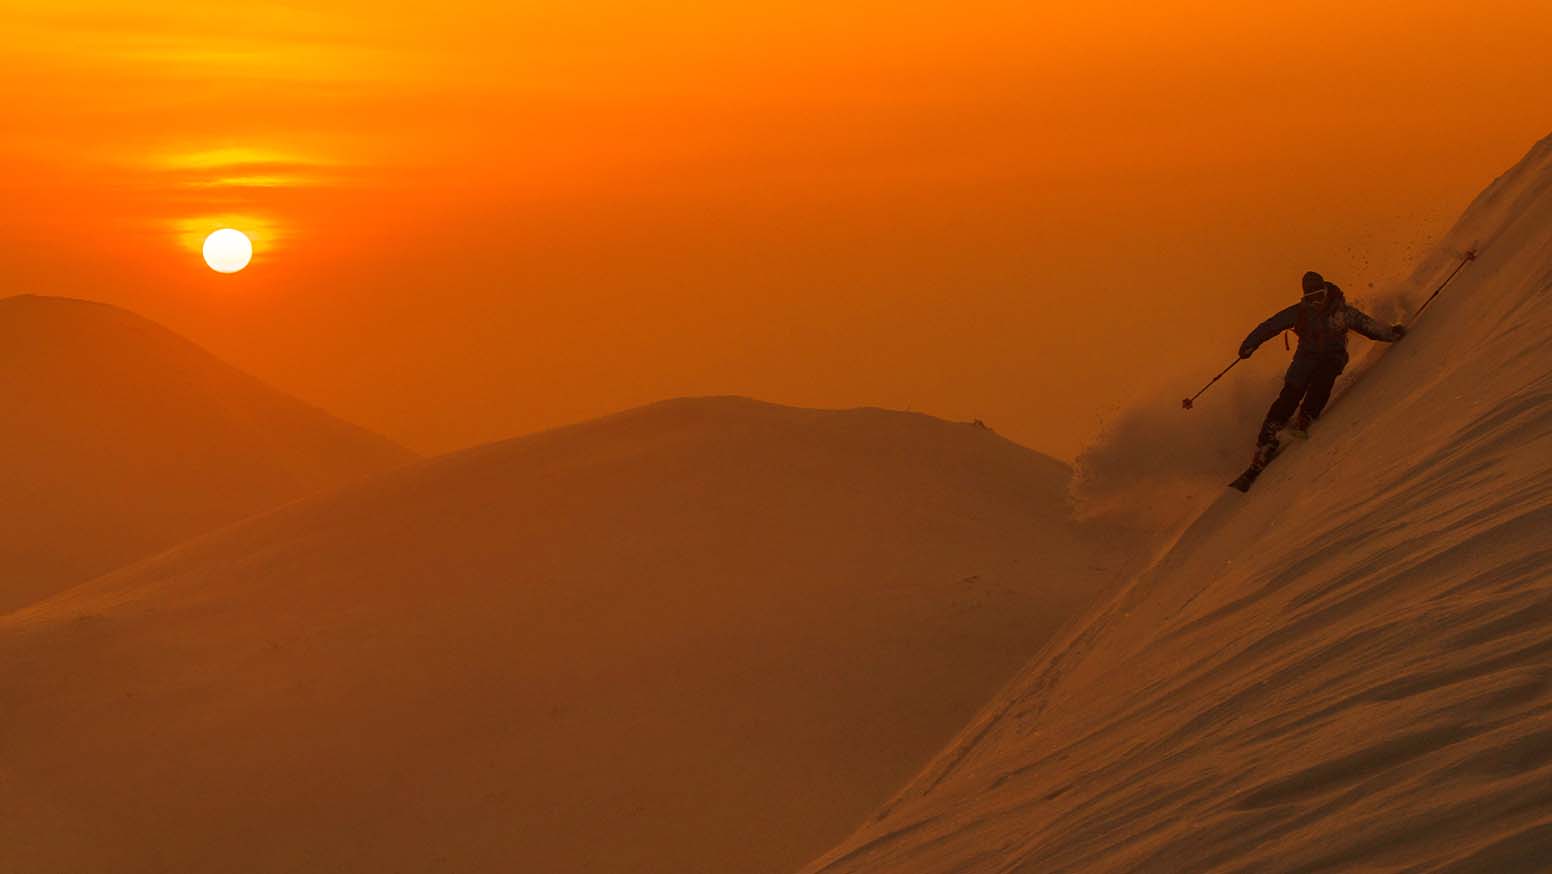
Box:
(1240, 285), (1399, 379)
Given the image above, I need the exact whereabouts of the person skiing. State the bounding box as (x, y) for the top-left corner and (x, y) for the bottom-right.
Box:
(1231, 270), (1406, 490)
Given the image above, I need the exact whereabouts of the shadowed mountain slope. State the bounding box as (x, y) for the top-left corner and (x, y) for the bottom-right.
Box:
(801, 135), (1552, 874)
(0, 295), (414, 609)
(0, 395), (1134, 874)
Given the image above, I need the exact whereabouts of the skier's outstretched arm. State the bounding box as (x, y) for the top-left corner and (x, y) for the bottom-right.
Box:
(1239, 305), (1298, 358)
(1346, 306), (1407, 342)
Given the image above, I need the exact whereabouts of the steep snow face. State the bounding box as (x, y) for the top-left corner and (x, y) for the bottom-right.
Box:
(803, 134), (1552, 873)
(0, 397), (1133, 874)
(0, 296), (414, 609)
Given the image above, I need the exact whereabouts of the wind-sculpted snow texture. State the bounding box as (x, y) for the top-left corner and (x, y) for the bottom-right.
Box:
(803, 133), (1552, 873)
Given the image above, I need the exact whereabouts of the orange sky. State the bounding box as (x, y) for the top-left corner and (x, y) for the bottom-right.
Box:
(5, 1), (1551, 459)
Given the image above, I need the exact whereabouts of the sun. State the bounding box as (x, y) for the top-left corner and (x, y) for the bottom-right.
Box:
(202, 228), (253, 273)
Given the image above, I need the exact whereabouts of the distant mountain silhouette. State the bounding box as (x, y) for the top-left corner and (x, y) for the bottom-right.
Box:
(0, 395), (1132, 874)
(0, 295), (414, 609)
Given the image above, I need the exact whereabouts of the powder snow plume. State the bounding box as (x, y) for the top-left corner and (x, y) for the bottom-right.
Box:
(1070, 271), (1432, 537)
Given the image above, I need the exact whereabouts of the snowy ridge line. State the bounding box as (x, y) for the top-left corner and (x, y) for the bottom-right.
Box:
(799, 132), (1552, 874)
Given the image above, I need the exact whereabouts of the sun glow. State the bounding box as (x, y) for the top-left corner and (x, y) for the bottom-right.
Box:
(202, 228), (253, 273)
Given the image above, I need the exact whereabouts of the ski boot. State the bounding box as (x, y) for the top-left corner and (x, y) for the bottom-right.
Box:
(1229, 438), (1280, 493)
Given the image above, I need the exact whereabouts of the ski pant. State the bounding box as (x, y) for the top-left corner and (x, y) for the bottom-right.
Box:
(1256, 354), (1347, 446)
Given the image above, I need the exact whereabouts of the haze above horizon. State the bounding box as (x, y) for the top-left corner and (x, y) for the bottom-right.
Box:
(5, 1), (1550, 458)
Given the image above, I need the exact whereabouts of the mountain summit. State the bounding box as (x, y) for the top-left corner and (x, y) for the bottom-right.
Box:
(0, 395), (1131, 874)
(0, 295), (414, 609)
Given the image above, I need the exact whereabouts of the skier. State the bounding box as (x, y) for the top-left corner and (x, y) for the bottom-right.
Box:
(1230, 271), (1406, 491)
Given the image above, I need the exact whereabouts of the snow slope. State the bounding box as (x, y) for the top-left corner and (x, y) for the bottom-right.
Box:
(801, 134), (1552, 873)
(0, 397), (1135, 874)
(0, 295), (414, 610)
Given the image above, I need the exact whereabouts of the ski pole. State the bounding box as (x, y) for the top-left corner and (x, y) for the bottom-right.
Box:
(1182, 358), (1240, 410)
(1409, 248), (1477, 324)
